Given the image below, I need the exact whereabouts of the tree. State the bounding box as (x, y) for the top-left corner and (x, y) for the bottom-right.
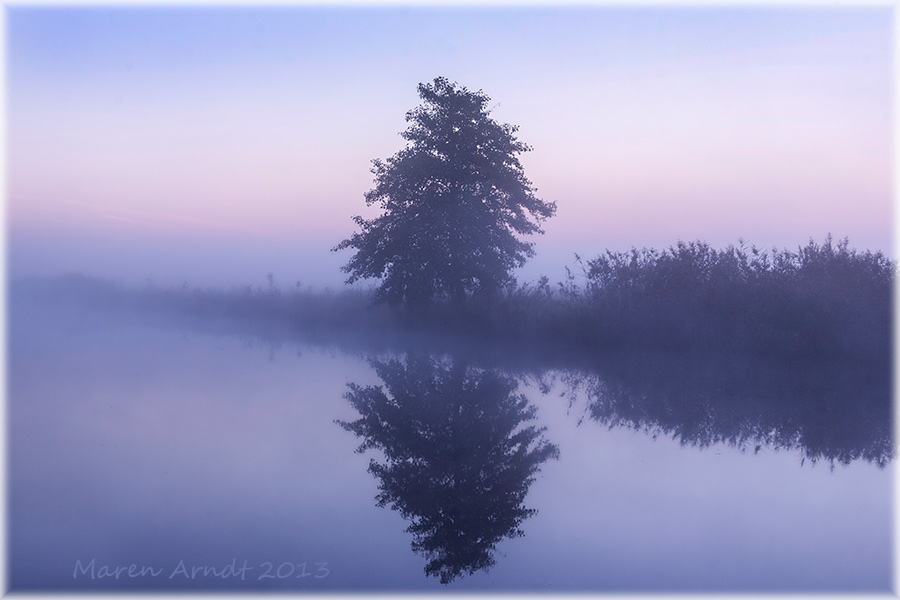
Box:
(333, 77), (556, 309)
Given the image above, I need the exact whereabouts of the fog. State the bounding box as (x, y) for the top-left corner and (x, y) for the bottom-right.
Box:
(8, 274), (893, 592)
(8, 229), (352, 290)
(5, 221), (587, 293)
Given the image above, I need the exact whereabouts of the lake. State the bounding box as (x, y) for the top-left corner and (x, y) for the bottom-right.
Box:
(7, 284), (893, 592)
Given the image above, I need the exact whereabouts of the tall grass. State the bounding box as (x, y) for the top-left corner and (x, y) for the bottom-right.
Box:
(441, 236), (893, 364)
(576, 235), (892, 360)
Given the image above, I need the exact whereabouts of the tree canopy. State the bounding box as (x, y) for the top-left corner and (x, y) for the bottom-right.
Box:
(334, 77), (556, 308)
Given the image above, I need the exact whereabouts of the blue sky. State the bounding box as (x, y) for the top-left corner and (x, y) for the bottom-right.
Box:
(6, 4), (894, 287)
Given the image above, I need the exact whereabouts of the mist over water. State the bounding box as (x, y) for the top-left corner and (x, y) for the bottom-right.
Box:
(7, 275), (893, 592)
(8, 229), (353, 290)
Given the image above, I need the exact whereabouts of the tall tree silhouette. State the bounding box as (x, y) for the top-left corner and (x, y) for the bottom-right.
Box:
(337, 355), (558, 583)
(333, 77), (556, 309)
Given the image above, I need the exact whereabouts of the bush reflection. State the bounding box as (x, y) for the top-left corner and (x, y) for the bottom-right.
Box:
(557, 350), (892, 469)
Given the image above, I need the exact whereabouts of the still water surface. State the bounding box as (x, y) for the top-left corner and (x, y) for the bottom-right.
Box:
(8, 297), (893, 592)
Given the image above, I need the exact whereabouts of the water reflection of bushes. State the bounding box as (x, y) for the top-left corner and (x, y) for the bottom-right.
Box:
(557, 349), (892, 469)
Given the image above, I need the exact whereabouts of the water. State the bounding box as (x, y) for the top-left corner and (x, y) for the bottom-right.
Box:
(8, 290), (893, 592)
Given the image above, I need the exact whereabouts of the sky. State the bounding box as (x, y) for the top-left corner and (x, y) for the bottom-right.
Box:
(5, 3), (894, 288)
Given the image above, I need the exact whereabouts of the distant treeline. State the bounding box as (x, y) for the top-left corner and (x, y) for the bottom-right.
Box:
(13, 236), (893, 364)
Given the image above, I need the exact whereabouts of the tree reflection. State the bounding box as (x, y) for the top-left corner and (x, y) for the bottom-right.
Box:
(560, 351), (892, 468)
(337, 355), (558, 584)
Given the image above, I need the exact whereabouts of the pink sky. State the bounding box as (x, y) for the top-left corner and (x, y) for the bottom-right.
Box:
(7, 6), (893, 287)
